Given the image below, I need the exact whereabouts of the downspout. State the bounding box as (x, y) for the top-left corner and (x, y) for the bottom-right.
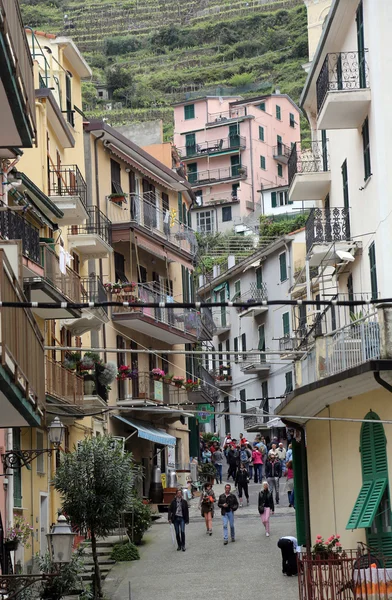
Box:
(93, 133), (107, 362)
(248, 118), (255, 210)
(284, 240), (293, 289)
(374, 372), (392, 393)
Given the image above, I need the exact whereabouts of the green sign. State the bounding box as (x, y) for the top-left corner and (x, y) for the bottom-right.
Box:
(197, 404), (214, 423)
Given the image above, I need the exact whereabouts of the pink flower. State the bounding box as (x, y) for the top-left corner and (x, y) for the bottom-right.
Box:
(336, 542), (342, 547)
(336, 535), (341, 539)
(316, 535), (322, 540)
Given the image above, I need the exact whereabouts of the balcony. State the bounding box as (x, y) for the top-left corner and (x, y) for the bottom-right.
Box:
(48, 165), (89, 225)
(317, 51), (371, 130)
(206, 107), (247, 126)
(278, 335), (305, 359)
(0, 0), (36, 152)
(45, 357), (84, 414)
(213, 309), (231, 335)
(306, 207), (351, 257)
(239, 352), (271, 375)
(0, 201), (40, 264)
(288, 141), (331, 202)
(112, 283), (201, 344)
(178, 136), (246, 160)
(62, 276), (109, 335)
(198, 305), (216, 341)
(238, 284), (268, 318)
(0, 249), (44, 427)
(126, 194), (197, 258)
(214, 366), (232, 388)
(189, 166), (247, 187)
(24, 244), (81, 320)
(117, 372), (170, 407)
(187, 366), (219, 404)
(273, 143), (292, 165)
(68, 206), (113, 259)
(244, 407), (268, 432)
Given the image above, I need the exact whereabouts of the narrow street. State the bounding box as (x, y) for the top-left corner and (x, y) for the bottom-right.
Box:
(104, 482), (299, 599)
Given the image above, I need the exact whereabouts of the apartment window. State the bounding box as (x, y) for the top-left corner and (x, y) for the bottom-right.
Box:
(195, 189), (203, 205)
(110, 159), (123, 195)
(362, 117), (371, 180)
(259, 126), (264, 141)
(347, 273), (354, 303)
(187, 163), (197, 185)
(233, 280), (241, 301)
(256, 266), (263, 289)
(282, 311), (290, 337)
(65, 73), (74, 127)
(240, 389), (246, 414)
(276, 105), (281, 120)
(258, 325), (266, 363)
(241, 332), (247, 360)
(222, 206), (232, 222)
(289, 112), (295, 128)
(279, 252), (287, 282)
(218, 342), (223, 368)
(258, 102), (266, 111)
(185, 133), (196, 156)
(277, 164), (283, 178)
(36, 431), (45, 474)
(260, 155), (266, 170)
(232, 183), (240, 199)
(184, 104), (195, 120)
(261, 381), (269, 423)
(369, 242), (378, 300)
(342, 160), (349, 209)
(271, 191), (277, 208)
(285, 371), (293, 393)
(196, 210), (214, 233)
(234, 336), (239, 364)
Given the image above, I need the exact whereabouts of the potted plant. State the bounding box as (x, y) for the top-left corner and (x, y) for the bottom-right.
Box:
(104, 282), (114, 293)
(108, 193), (127, 204)
(5, 515), (34, 551)
(312, 534), (342, 560)
(112, 282), (122, 293)
(151, 368), (165, 381)
(163, 373), (173, 384)
(198, 462), (217, 484)
(172, 376), (185, 388)
(122, 281), (136, 293)
(185, 379), (199, 391)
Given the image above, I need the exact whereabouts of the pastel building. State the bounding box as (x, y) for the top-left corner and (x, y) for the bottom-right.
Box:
(173, 94), (302, 234)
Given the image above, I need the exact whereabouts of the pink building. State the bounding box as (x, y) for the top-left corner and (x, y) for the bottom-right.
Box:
(173, 94), (301, 233)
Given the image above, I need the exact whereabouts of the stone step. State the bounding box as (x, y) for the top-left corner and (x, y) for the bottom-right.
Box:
(82, 564), (113, 574)
(81, 572), (108, 582)
(83, 556), (115, 566)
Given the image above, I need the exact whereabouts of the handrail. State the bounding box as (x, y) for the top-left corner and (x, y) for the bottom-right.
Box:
(45, 357), (84, 406)
(177, 136), (246, 158)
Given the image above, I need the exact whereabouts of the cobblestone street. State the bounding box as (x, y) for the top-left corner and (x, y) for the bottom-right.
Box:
(104, 482), (299, 600)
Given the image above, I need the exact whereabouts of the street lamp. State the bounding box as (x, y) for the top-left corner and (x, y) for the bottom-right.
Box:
(1, 417), (66, 469)
(47, 515), (75, 564)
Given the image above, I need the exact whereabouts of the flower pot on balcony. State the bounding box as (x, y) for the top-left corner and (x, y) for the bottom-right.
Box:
(84, 374), (95, 396)
(109, 194), (126, 204)
(4, 539), (19, 551)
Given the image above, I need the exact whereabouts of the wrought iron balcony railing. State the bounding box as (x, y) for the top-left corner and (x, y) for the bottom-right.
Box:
(0, 201), (40, 264)
(206, 107), (246, 125)
(178, 136), (246, 159)
(279, 336), (303, 353)
(68, 206), (112, 246)
(81, 276), (108, 314)
(129, 194), (197, 256)
(288, 141), (329, 187)
(189, 166), (247, 186)
(48, 165), (87, 208)
(306, 207), (350, 253)
(316, 50), (369, 112)
(273, 143), (292, 161)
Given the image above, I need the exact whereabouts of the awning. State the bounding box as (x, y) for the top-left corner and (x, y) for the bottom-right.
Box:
(346, 479), (387, 530)
(113, 415), (176, 446)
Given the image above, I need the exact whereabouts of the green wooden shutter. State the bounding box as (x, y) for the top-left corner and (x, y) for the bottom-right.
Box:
(178, 192), (183, 223)
(260, 156), (266, 169)
(241, 332), (246, 360)
(346, 480), (373, 530)
(188, 417), (199, 458)
(234, 336), (238, 364)
(285, 371), (293, 392)
(185, 133), (196, 157)
(358, 479), (388, 528)
(187, 163), (197, 184)
(278, 164), (283, 178)
(256, 267), (263, 289)
(184, 104), (195, 120)
(292, 438), (308, 547)
(369, 243), (378, 300)
(271, 191), (277, 208)
(279, 252), (287, 281)
(258, 325), (265, 351)
(182, 202), (187, 224)
(289, 113), (295, 127)
(283, 312), (290, 336)
(259, 102), (266, 111)
(259, 126), (264, 141)
(356, 1), (366, 88)
(362, 117), (371, 180)
(240, 389), (246, 414)
(276, 105), (281, 120)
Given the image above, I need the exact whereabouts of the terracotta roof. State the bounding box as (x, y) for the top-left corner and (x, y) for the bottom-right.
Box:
(26, 29), (57, 40)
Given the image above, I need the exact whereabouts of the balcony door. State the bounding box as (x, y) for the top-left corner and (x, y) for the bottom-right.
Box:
(229, 124), (240, 148)
(230, 154), (240, 177)
(258, 324), (266, 363)
(219, 289), (226, 327)
(187, 163), (197, 184)
(142, 179), (157, 228)
(185, 133), (196, 157)
(356, 0), (366, 89)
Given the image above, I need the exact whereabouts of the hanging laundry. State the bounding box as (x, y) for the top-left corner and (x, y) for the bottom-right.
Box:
(59, 246), (67, 275)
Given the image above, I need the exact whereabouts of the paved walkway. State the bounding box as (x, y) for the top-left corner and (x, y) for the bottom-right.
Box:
(104, 481), (299, 599)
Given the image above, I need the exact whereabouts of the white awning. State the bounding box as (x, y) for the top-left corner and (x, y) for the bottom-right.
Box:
(113, 415), (176, 446)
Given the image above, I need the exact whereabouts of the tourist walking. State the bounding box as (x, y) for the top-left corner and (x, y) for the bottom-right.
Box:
(265, 454), (282, 504)
(168, 489), (189, 551)
(247, 444), (254, 479)
(286, 442), (293, 463)
(227, 445), (238, 482)
(252, 446), (263, 483)
(202, 446), (212, 463)
(218, 484), (238, 545)
(285, 460), (294, 507)
(235, 463), (250, 507)
(199, 482), (216, 535)
(239, 444), (252, 473)
(258, 480), (274, 537)
(212, 447), (224, 484)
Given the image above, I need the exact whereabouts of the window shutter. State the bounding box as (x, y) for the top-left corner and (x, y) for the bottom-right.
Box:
(234, 336), (238, 363)
(259, 126), (264, 141)
(260, 156), (266, 169)
(256, 267), (263, 289)
(279, 252), (287, 281)
(292, 438), (308, 546)
(283, 312), (290, 336)
(182, 202), (187, 224)
(178, 192), (183, 223)
(369, 243), (378, 300)
(271, 191), (277, 208)
(258, 326), (265, 351)
(241, 332), (246, 360)
(240, 389), (246, 414)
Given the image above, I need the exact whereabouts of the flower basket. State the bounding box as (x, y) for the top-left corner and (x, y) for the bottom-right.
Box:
(172, 376), (184, 388)
(122, 282), (136, 293)
(151, 368), (165, 381)
(4, 539), (19, 551)
(109, 194), (126, 204)
(163, 375), (173, 384)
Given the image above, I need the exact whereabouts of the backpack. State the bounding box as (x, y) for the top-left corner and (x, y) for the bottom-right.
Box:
(240, 449), (248, 463)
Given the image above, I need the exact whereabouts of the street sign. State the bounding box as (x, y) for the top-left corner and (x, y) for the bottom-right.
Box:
(197, 404), (214, 423)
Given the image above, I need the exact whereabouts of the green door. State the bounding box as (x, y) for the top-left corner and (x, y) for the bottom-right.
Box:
(185, 133), (196, 157)
(187, 162), (197, 184)
(256, 267), (263, 289)
(356, 1), (366, 88)
(229, 124), (240, 148)
(277, 135), (283, 155)
(258, 325), (265, 363)
(220, 289), (226, 327)
(230, 155), (240, 177)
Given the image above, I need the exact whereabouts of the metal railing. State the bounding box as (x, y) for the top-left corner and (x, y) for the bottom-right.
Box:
(81, 276), (108, 315)
(207, 106), (246, 124)
(129, 194), (197, 256)
(178, 136), (246, 158)
(198, 305), (216, 340)
(0, 0), (36, 141)
(48, 165), (87, 209)
(118, 372), (170, 404)
(238, 283), (268, 312)
(112, 283), (201, 337)
(273, 143), (292, 161)
(298, 549), (392, 600)
(288, 140), (329, 187)
(212, 309), (231, 330)
(68, 206), (112, 246)
(306, 207), (351, 253)
(279, 336), (303, 353)
(316, 50), (369, 112)
(239, 350), (270, 369)
(45, 357), (84, 406)
(244, 407), (267, 429)
(0, 201), (40, 264)
(0, 250), (44, 410)
(187, 365), (219, 403)
(324, 313), (380, 378)
(189, 165), (247, 185)
(41, 244), (81, 303)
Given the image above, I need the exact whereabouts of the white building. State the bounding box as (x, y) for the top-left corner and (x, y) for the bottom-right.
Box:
(197, 230), (306, 442)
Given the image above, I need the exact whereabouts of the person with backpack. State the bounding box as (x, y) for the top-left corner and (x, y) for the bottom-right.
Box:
(258, 480), (274, 537)
(235, 462), (250, 507)
(199, 482), (216, 535)
(239, 444), (251, 473)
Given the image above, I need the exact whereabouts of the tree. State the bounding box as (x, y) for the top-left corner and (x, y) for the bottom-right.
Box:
(53, 437), (140, 599)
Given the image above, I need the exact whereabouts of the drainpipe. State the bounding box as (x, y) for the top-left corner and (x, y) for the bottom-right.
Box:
(93, 132), (107, 361)
(374, 372), (392, 393)
(248, 118), (254, 210)
(6, 429), (13, 568)
(284, 240), (292, 289)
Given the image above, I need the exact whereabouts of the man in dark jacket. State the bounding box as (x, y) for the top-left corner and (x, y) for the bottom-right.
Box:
(235, 463), (250, 507)
(218, 484), (239, 545)
(227, 446), (239, 482)
(168, 489), (189, 551)
(265, 454), (282, 504)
